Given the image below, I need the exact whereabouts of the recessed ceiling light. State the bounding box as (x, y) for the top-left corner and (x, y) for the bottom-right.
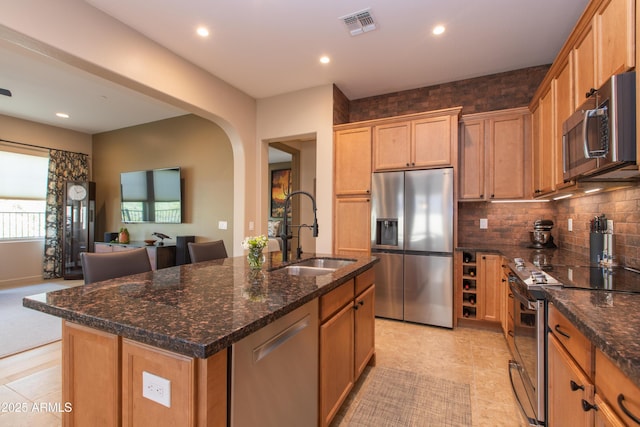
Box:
(432, 25), (445, 35)
(56, 112), (69, 119)
(320, 56), (330, 64)
(196, 27), (209, 37)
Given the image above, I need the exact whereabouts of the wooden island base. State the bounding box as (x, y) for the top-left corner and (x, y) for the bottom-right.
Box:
(62, 321), (227, 427)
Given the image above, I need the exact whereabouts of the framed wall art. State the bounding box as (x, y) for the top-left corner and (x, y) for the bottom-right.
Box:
(270, 168), (291, 218)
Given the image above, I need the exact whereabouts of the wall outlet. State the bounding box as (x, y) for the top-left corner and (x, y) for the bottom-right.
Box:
(142, 371), (171, 408)
(568, 218), (573, 232)
(218, 220), (228, 230)
(249, 221), (254, 231)
(479, 218), (488, 229)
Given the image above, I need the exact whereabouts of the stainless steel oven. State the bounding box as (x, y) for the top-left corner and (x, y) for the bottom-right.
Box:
(507, 266), (551, 426)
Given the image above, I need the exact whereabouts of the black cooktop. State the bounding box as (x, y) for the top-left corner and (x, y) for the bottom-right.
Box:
(545, 265), (640, 293)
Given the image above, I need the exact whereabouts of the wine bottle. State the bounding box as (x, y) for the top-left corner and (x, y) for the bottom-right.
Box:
(468, 268), (476, 277)
(469, 296), (476, 305)
(463, 280), (470, 290)
(463, 308), (470, 318)
(463, 252), (472, 263)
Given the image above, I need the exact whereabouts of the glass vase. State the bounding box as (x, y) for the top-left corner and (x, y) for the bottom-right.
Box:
(247, 247), (265, 270)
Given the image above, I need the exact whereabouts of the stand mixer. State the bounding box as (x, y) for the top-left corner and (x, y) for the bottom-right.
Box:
(528, 219), (557, 249)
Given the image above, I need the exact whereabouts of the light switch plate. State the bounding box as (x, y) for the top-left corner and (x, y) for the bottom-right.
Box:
(218, 221), (228, 230)
(142, 371), (171, 408)
(479, 218), (488, 229)
(249, 221), (254, 231)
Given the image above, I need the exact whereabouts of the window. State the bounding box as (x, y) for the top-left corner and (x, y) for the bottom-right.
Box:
(0, 149), (49, 240)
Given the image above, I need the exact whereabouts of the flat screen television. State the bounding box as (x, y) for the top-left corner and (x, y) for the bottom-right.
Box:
(120, 167), (182, 223)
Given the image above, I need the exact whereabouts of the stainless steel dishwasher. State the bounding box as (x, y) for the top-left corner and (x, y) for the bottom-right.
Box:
(231, 299), (318, 426)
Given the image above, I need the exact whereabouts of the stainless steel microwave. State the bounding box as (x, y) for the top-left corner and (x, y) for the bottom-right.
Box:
(562, 72), (636, 182)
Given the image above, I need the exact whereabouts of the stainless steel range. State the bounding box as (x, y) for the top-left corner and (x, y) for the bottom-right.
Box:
(507, 259), (559, 427)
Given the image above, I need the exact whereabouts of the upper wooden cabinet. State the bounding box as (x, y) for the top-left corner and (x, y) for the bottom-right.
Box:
(372, 108), (461, 171)
(459, 107), (531, 200)
(529, 0), (635, 199)
(532, 85), (555, 196)
(594, 0), (635, 87)
(334, 127), (372, 196)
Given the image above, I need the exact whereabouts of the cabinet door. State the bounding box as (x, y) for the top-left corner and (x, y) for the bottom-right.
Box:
(536, 87), (554, 196)
(594, 394), (627, 427)
(459, 119), (485, 200)
(488, 114), (526, 199)
(319, 303), (354, 427)
(573, 21), (596, 109)
(412, 115), (452, 167)
(63, 321), (120, 427)
(554, 58), (573, 189)
(373, 121), (411, 170)
(595, 0), (635, 87)
(354, 285), (375, 379)
(477, 254), (501, 322)
(334, 197), (371, 256)
(547, 333), (595, 427)
(335, 127), (372, 195)
(94, 243), (114, 253)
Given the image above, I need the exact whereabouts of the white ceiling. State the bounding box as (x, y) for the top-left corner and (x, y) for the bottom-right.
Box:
(0, 0), (590, 134)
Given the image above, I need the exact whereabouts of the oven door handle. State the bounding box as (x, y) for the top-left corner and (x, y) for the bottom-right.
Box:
(509, 282), (537, 311)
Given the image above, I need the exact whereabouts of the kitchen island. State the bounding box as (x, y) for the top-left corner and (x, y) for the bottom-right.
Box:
(23, 252), (378, 427)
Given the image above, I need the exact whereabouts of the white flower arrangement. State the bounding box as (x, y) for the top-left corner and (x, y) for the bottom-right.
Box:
(241, 235), (269, 250)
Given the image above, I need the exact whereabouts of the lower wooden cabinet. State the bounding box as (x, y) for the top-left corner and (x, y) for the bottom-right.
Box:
(595, 348), (640, 426)
(547, 333), (595, 426)
(62, 321), (227, 427)
(455, 251), (502, 326)
(319, 270), (376, 427)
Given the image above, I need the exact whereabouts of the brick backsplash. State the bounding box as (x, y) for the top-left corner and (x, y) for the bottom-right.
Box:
(339, 65), (550, 123)
(458, 201), (556, 247)
(458, 184), (640, 269)
(554, 185), (640, 269)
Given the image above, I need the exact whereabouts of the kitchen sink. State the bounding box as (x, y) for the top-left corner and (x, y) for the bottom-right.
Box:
(281, 258), (356, 276)
(284, 266), (337, 276)
(291, 258), (356, 269)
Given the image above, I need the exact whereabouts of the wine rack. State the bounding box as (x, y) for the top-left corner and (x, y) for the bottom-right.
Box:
(461, 251), (477, 319)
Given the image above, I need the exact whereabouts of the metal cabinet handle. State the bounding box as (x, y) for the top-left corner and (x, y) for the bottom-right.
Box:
(508, 330), (514, 338)
(554, 324), (571, 339)
(618, 394), (640, 425)
(581, 399), (597, 412)
(570, 380), (584, 392)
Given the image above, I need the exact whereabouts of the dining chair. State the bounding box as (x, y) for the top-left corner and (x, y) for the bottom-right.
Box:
(188, 240), (228, 263)
(80, 248), (152, 284)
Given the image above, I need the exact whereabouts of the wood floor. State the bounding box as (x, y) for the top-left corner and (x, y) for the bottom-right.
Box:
(0, 320), (526, 426)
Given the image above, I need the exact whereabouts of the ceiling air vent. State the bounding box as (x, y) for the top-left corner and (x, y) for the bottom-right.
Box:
(339, 8), (377, 36)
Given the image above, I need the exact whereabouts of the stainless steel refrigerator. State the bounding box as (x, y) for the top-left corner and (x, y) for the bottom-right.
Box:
(371, 168), (454, 328)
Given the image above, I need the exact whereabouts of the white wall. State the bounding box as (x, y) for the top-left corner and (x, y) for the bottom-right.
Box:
(0, 0), (256, 256)
(0, 114), (92, 286)
(257, 86), (334, 254)
(0, 1), (336, 262)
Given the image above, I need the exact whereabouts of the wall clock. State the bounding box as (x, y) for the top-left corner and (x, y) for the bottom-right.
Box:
(62, 181), (96, 280)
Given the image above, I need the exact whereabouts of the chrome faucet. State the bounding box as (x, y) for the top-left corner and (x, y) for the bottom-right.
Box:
(280, 190), (319, 262)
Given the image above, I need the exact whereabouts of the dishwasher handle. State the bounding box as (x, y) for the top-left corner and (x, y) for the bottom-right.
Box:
(253, 314), (311, 363)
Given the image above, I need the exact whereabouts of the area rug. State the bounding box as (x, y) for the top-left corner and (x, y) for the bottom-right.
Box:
(337, 366), (472, 427)
(0, 282), (70, 358)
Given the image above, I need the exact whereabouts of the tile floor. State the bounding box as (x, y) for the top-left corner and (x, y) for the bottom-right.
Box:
(0, 319), (526, 426)
(370, 318), (527, 426)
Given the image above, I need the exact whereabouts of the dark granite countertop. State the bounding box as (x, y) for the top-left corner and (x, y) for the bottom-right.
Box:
(544, 287), (640, 388)
(23, 253), (378, 359)
(457, 244), (640, 388)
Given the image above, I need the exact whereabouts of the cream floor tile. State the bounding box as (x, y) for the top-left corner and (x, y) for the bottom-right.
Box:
(5, 365), (61, 402)
(373, 319), (524, 426)
(0, 409), (60, 427)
